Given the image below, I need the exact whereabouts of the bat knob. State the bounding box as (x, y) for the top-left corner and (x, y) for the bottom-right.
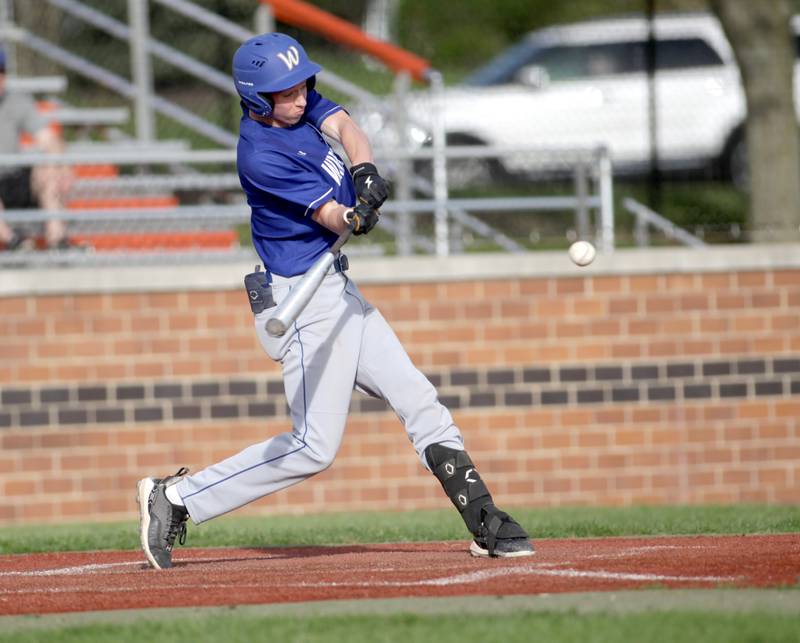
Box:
(266, 318), (287, 337)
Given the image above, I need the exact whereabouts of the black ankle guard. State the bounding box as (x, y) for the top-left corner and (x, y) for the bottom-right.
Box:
(425, 444), (493, 535)
(476, 505), (529, 556)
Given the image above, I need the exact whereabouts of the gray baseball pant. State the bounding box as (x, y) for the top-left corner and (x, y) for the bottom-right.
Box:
(175, 270), (464, 523)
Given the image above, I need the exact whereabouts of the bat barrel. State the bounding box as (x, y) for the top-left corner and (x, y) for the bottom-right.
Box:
(266, 253), (337, 336)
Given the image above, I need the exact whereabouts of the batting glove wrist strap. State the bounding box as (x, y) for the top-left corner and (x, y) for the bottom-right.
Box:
(344, 203), (380, 236)
(349, 162), (389, 209)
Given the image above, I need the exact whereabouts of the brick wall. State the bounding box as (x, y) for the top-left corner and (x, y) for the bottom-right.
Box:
(1, 246), (799, 524)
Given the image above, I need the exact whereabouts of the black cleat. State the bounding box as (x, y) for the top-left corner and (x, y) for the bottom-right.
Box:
(137, 467), (190, 570)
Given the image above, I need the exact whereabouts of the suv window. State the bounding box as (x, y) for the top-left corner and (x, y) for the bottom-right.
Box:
(529, 42), (639, 80)
(467, 36), (724, 86)
(529, 38), (723, 80)
(653, 38), (724, 70)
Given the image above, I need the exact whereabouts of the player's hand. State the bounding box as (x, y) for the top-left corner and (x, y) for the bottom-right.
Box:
(344, 203), (380, 236)
(349, 162), (389, 209)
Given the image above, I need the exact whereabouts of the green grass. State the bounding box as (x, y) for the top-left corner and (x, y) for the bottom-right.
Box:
(1, 504), (798, 555)
(3, 608), (800, 643)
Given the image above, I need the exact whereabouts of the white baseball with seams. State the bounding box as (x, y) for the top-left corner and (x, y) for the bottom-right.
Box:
(568, 240), (596, 266)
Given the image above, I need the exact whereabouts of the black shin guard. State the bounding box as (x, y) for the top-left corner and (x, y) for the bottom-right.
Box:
(425, 444), (492, 534)
(425, 444), (529, 556)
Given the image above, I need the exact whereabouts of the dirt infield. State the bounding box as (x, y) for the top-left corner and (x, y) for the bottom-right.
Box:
(0, 534), (797, 616)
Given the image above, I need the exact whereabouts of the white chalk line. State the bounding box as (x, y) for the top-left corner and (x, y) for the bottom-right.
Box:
(0, 582), (268, 597)
(0, 556), (256, 577)
(0, 553), (739, 595)
(583, 545), (709, 560)
(292, 565), (738, 588)
(0, 565), (738, 598)
(0, 561), (144, 577)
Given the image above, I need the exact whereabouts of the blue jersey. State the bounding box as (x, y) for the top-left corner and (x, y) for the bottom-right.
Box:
(236, 91), (357, 277)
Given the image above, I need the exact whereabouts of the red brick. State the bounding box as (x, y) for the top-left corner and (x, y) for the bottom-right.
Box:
(773, 270), (800, 286)
(732, 315), (766, 332)
(577, 431), (608, 448)
(664, 274), (698, 291)
(555, 278), (585, 295)
(716, 294), (747, 310)
(540, 431), (573, 449)
(542, 478), (573, 493)
(5, 479), (37, 495)
(611, 342), (642, 358)
(2, 434), (36, 449)
(615, 474), (646, 490)
(628, 275), (661, 292)
(578, 476), (609, 492)
(20, 502), (55, 520)
(536, 298), (568, 317)
(736, 271), (767, 288)
(130, 315), (162, 332)
(133, 361), (167, 377)
(772, 314), (800, 331)
(519, 279), (549, 295)
(700, 273), (732, 289)
(19, 456), (54, 472)
(428, 303), (460, 321)
(718, 339), (750, 353)
(42, 477), (75, 494)
(144, 292), (181, 308)
(751, 293), (781, 308)
(590, 276), (626, 293)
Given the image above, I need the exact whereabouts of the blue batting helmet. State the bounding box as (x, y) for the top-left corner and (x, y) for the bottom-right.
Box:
(232, 33), (321, 117)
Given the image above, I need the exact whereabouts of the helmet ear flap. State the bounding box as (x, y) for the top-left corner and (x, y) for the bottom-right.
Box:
(257, 92), (275, 116)
(307, 75), (316, 93)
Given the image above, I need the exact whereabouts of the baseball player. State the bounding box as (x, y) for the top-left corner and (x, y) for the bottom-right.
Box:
(137, 33), (533, 569)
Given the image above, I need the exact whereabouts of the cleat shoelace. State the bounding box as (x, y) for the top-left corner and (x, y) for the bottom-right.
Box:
(150, 467), (190, 551)
(166, 511), (188, 551)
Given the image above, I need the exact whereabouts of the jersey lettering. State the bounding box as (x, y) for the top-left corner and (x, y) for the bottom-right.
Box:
(321, 149), (345, 186)
(277, 46), (301, 71)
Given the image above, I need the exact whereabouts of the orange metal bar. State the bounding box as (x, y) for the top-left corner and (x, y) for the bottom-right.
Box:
(261, 0), (431, 83)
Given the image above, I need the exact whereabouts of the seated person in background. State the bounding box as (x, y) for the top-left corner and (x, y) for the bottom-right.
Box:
(0, 47), (71, 250)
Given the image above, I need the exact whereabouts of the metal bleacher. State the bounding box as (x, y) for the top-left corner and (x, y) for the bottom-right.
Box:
(0, 0), (617, 266)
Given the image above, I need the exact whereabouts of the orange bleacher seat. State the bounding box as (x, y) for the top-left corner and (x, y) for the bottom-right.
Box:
(71, 164), (119, 179)
(66, 196), (180, 210)
(17, 101), (238, 254)
(69, 231), (239, 251)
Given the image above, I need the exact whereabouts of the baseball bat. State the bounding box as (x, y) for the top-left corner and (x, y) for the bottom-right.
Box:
(266, 226), (353, 337)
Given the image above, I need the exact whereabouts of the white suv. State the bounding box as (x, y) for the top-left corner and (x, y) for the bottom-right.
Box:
(367, 12), (799, 187)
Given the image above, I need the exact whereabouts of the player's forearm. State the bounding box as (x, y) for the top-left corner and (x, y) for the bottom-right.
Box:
(312, 199), (350, 234)
(338, 121), (374, 166)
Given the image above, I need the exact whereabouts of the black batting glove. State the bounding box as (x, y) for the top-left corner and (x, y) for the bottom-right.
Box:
(344, 203), (380, 236)
(349, 162), (389, 209)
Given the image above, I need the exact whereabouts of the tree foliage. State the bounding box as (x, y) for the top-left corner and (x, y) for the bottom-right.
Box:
(394, 0), (709, 71)
(709, 0), (800, 240)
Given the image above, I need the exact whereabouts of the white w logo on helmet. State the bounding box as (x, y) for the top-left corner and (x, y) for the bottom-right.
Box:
(276, 46), (301, 71)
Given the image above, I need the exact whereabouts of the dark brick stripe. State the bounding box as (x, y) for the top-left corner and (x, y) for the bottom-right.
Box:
(1, 355), (799, 429)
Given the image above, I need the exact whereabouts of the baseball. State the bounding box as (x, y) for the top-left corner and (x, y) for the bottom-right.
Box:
(568, 240), (596, 266)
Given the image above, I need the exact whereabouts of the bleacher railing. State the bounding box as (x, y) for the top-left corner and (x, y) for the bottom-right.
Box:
(0, 0), (616, 266)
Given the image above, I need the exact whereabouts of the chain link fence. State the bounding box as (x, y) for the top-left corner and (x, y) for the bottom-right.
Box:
(6, 1), (754, 267)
